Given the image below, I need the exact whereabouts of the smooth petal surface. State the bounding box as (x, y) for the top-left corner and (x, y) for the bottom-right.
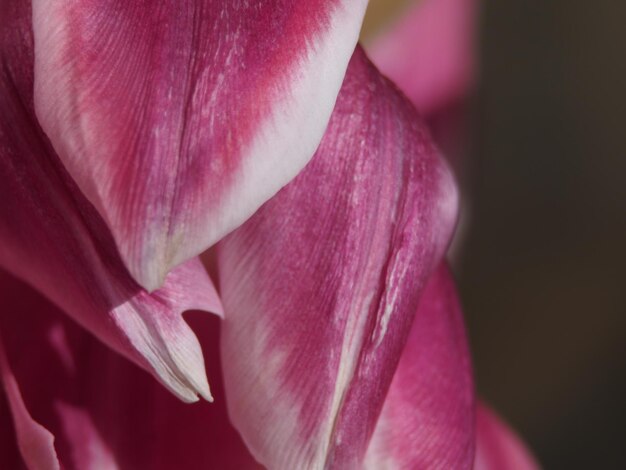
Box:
(216, 48), (458, 469)
(0, 271), (260, 470)
(474, 404), (540, 470)
(366, 0), (478, 115)
(0, 0), (221, 402)
(364, 264), (475, 470)
(0, 392), (22, 469)
(33, 0), (369, 290)
(0, 332), (60, 470)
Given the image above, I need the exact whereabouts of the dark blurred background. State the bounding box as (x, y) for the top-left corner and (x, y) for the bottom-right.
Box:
(365, 1), (626, 468)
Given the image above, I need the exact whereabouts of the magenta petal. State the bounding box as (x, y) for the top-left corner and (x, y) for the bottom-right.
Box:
(364, 264), (475, 469)
(0, 395), (22, 469)
(53, 403), (119, 470)
(475, 404), (540, 470)
(32, 0), (369, 290)
(0, 2), (221, 402)
(0, 271), (260, 470)
(367, 0), (478, 115)
(0, 334), (60, 470)
(216, 48), (458, 469)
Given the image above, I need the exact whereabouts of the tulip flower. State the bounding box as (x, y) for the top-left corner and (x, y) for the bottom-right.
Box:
(0, 0), (537, 469)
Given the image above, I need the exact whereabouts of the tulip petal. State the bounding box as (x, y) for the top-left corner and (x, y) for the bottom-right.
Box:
(0, 271), (260, 470)
(0, 333), (60, 470)
(216, 48), (458, 469)
(0, 394), (22, 469)
(54, 403), (119, 470)
(363, 264), (475, 469)
(475, 404), (540, 470)
(0, 1), (221, 403)
(366, 0), (478, 115)
(32, 0), (369, 291)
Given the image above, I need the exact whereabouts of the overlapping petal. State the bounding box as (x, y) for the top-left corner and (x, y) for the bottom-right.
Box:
(0, 271), (260, 470)
(364, 264), (475, 469)
(215, 47), (458, 469)
(368, 0), (480, 258)
(0, 0), (221, 403)
(32, 0), (369, 290)
(366, 0), (478, 115)
(475, 404), (540, 470)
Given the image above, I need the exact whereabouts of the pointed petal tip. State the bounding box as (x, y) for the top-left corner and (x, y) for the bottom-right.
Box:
(165, 367), (213, 404)
(139, 320), (214, 405)
(183, 363), (213, 404)
(90, 259), (222, 404)
(122, 259), (222, 402)
(172, 388), (211, 405)
(133, 262), (167, 295)
(124, 242), (186, 294)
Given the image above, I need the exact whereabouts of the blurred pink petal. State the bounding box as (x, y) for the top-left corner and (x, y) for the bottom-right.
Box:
(0, 1), (222, 403)
(53, 403), (119, 470)
(475, 404), (540, 470)
(364, 264), (475, 469)
(32, 0), (369, 290)
(0, 331), (60, 470)
(0, 394), (22, 469)
(367, 0), (478, 115)
(0, 271), (260, 470)
(216, 47), (458, 469)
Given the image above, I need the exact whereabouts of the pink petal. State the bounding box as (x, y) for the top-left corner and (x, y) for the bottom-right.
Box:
(0, 271), (260, 469)
(0, 331), (60, 470)
(364, 264), (475, 469)
(0, 392), (22, 469)
(216, 47), (458, 469)
(475, 404), (540, 470)
(0, 2), (221, 403)
(32, 0), (369, 291)
(54, 403), (119, 470)
(366, 0), (478, 115)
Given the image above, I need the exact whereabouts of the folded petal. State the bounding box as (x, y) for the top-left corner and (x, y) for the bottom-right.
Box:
(0, 271), (260, 470)
(216, 47), (458, 469)
(32, 0), (369, 291)
(0, 331), (60, 470)
(475, 404), (540, 470)
(366, 0), (478, 115)
(364, 264), (475, 469)
(0, 1), (221, 403)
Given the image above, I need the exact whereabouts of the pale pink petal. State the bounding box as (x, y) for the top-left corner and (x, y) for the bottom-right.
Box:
(0, 271), (259, 470)
(364, 264), (475, 469)
(367, 0), (478, 115)
(32, 0), (369, 291)
(0, 331), (60, 470)
(0, 1), (221, 403)
(216, 48), (458, 469)
(475, 404), (540, 470)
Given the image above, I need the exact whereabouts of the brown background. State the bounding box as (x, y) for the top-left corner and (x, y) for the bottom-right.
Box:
(364, 1), (626, 468)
